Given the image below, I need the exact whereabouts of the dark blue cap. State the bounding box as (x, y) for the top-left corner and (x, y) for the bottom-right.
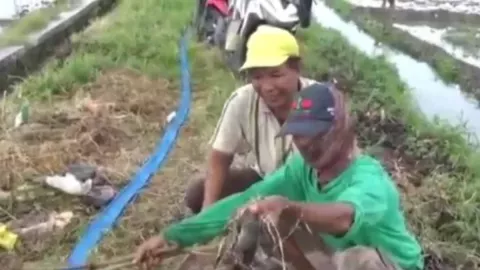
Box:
(278, 83), (335, 137)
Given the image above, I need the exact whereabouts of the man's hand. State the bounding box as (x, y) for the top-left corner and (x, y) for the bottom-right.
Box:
(247, 195), (294, 221)
(133, 236), (167, 269)
(245, 196), (316, 270)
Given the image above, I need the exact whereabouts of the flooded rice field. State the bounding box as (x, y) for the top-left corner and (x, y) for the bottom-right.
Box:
(347, 0), (480, 15)
(443, 27), (480, 56)
(313, 1), (480, 139)
(345, 0), (480, 70)
(394, 24), (480, 67)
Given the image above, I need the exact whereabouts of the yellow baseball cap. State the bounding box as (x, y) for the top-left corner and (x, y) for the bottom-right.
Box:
(239, 25), (300, 71)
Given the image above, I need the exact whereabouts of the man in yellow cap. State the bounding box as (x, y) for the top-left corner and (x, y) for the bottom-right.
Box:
(184, 25), (319, 214)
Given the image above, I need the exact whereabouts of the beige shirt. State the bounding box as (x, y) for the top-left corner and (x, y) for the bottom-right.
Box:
(209, 77), (317, 176)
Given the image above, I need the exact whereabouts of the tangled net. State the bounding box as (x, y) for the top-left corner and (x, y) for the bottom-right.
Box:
(214, 209), (290, 270)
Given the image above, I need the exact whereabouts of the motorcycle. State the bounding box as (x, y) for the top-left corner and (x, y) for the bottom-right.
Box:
(195, 0), (313, 73)
(194, 0), (230, 46)
(226, 0), (313, 72)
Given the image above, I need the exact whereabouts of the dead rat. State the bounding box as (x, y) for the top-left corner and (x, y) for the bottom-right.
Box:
(215, 210), (262, 269)
(234, 210), (261, 255)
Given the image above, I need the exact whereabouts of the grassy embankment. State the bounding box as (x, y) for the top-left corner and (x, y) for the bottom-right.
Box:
(2, 0), (479, 268)
(0, 0), (72, 47)
(323, 0), (480, 101)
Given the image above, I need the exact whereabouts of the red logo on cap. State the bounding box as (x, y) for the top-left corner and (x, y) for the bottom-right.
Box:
(301, 99), (312, 109)
(291, 98), (313, 110)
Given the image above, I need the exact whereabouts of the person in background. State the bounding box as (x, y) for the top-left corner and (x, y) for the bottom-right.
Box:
(184, 25), (319, 214)
(382, 0), (395, 9)
(134, 83), (423, 270)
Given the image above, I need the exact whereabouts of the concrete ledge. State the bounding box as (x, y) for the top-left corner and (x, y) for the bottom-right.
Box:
(0, 0), (117, 92)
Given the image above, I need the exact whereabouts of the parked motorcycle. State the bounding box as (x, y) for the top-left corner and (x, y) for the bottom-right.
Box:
(228, 0), (312, 72)
(194, 0), (313, 73)
(194, 0), (229, 46)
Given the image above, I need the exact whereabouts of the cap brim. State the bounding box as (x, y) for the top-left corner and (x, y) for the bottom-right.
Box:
(239, 55), (289, 71)
(277, 120), (332, 137)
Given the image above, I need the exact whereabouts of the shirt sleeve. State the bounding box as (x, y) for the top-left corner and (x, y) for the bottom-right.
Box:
(209, 91), (247, 154)
(163, 154), (306, 247)
(334, 168), (389, 241)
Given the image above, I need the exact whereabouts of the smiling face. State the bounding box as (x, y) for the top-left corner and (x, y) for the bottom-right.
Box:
(248, 60), (300, 110)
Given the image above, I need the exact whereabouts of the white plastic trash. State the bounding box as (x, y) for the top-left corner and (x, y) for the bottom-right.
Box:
(45, 173), (93, 195)
(167, 111), (176, 123)
(13, 101), (30, 128)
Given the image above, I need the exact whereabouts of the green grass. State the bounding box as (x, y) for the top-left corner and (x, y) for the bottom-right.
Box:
(5, 0), (480, 267)
(323, 0), (480, 95)
(0, 0), (72, 47)
(3, 0), (238, 266)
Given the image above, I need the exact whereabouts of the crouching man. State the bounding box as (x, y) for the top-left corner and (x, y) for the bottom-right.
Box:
(135, 84), (423, 270)
(185, 25), (319, 214)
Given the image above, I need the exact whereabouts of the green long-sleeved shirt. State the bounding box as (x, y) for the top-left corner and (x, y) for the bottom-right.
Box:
(163, 154), (423, 269)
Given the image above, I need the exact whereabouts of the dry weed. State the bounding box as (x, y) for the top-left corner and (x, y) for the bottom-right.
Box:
(0, 68), (177, 261)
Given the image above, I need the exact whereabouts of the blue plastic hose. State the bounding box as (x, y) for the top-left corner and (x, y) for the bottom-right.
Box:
(67, 30), (192, 267)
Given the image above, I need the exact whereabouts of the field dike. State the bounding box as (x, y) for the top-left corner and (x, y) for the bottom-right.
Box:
(324, 0), (480, 102)
(0, 0), (478, 268)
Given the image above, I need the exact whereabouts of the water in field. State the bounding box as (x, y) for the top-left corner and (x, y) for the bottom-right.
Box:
(347, 0), (480, 15)
(313, 1), (480, 140)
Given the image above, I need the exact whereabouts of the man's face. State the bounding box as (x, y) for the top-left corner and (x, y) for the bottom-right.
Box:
(248, 63), (300, 108)
(293, 134), (325, 166)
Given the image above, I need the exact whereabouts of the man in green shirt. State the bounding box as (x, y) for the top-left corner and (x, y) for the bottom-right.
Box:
(134, 84), (424, 270)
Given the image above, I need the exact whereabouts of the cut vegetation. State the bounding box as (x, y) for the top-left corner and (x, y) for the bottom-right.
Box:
(0, 0), (479, 269)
